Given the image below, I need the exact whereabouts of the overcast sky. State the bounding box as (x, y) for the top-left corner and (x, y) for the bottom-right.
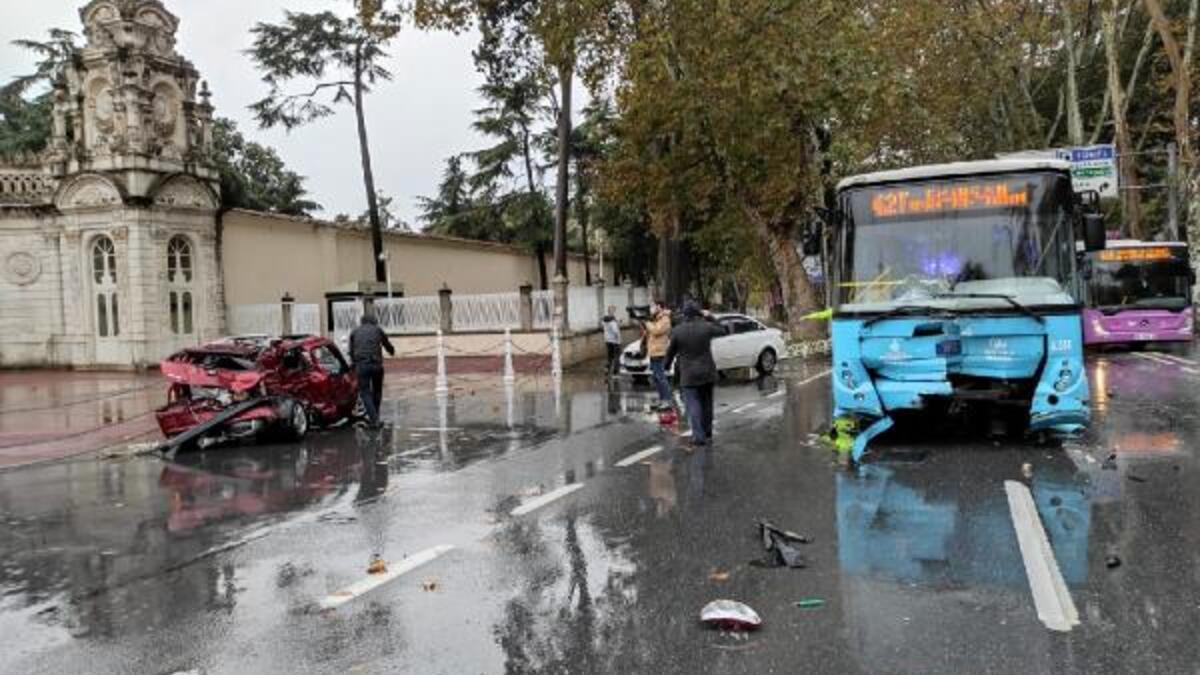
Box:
(0, 1), (503, 226)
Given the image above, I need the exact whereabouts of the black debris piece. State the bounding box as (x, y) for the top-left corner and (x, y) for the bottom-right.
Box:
(755, 520), (810, 569)
(1106, 554), (1122, 569)
(1127, 474), (1148, 483)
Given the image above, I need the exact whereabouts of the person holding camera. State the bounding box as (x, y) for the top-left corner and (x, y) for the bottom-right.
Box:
(644, 300), (674, 410)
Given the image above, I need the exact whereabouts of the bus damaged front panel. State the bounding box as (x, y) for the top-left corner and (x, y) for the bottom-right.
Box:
(832, 313), (1089, 460)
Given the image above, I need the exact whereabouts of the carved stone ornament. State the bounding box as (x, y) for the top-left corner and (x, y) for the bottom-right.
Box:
(153, 177), (216, 210)
(56, 175), (123, 210)
(4, 252), (42, 286)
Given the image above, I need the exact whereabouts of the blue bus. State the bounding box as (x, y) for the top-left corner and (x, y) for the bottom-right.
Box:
(825, 159), (1106, 460)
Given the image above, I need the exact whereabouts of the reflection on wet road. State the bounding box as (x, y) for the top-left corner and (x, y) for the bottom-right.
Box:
(2, 350), (1200, 674)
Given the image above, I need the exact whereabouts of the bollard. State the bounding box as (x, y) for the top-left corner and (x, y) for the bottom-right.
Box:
(550, 326), (563, 379)
(435, 330), (450, 395)
(503, 328), (516, 385)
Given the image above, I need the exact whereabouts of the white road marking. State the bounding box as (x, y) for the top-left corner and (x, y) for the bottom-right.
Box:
(766, 369), (832, 400)
(1005, 481), (1080, 633)
(1135, 352), (1200, 374)
(397, 444), (435, 457)
(511, 483), (585, 516)
(318, 545), (455, 611)
(1150, 352), (1198, 367)
(616, 445), (664, 467)
(730, 403), (757, 414)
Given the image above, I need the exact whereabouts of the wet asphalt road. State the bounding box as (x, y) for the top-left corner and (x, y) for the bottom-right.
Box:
(2, 349), (1200, 675)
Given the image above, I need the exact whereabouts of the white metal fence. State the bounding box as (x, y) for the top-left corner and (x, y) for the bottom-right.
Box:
(331, 301), (364, 350)
(568, 287), (600, 332)
(603, 287), (630, 324)
(532, 290), (555, 330)
(376, 296), (441, 334)
(228, 303), (320, 337)
(292, 304), (320, 335)
(633, 287), (650, 308)
(452, 292), (521, 332)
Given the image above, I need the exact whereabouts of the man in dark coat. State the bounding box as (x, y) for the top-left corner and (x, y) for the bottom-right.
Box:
(348, 313), (395, 428)
(665, 301), (728, 446)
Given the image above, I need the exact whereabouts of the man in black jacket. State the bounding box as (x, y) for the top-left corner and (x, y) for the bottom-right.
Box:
(349, 313), (395, 428)
(665, 301), (728, 446)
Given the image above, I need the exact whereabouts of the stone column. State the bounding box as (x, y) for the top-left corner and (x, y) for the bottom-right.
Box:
(439, 284), (454, 333)
(595, 278), (606, 329)
(281, 293), (294, 336)
(552, 275), (569, 334)
(518, 284), (533, 331)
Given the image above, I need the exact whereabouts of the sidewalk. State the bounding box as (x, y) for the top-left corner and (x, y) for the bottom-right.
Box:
(0, 370), (166, 470)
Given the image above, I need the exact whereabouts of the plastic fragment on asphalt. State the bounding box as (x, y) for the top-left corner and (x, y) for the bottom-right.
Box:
(1127, 474), (1147, 483)
(795, 598), (825, 609)
(1105, 555), (1122, 569)
(319, 545), (455, 611)
(709, 569), (731, 582)
(367, 555), (387, 575)
(700, 600), (762, 631)
(755, 521), (810, 569)
(1005, 481), (1080, 632)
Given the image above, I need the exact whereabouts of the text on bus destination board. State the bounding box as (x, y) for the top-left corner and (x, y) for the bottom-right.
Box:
(870, 182), (1029, 218)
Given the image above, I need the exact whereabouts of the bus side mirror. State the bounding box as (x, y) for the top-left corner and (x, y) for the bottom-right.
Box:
(802, 229), (822, 256)
(1083, 214), (1106, 252)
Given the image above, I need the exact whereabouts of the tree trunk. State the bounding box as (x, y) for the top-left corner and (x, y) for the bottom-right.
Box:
(534, 241), (549, 290)
(1063, 0), (1085, 146)
(553, 66), (572, 280)
(1102, 1), (1143, 237)
(751, 213), (821, 339)
(354, 46), (386, 283)
(1144, 0), (1194, 166)
(577, 167), (591, 285)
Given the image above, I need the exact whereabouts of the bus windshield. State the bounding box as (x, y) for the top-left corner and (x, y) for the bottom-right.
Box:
(836, 172), (1077, 312)
(1087, 247), (1192, 313)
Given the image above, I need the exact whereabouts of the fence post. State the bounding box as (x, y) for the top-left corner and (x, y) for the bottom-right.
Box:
(280, 293), (294, 336)
(438, 284), (453, 334)
(551, 326), (563, 379)
(518, 284), (533, 331)
(503, 328), (516, 385)
(435, 330), (450, 395)
(552, 276), (569, 334)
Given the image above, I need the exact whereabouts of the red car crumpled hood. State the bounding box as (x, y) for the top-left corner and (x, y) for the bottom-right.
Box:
(161, 361), (264, 393)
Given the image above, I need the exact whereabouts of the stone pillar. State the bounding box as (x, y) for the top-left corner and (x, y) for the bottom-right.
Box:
(552, 275), (569, 334)
(281, 292), (294, 336)
(518, 284), (533, 332)
(595, 278), (606, 329)
(439, 284), (454, 333)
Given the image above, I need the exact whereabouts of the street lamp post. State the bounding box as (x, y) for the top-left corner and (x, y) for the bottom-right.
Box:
(378, 251), (393, 300)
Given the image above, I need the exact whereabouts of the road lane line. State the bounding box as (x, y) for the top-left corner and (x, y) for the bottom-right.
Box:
(1135, 352), (1200, 374)
(318, 545), (455, 611)
(730, 402), (757, 414)
(1005, 481), (1080, 633)
(397, 444), (435, 457)
(1150, 353), (1200, 369)
(511, 483), (584, 516)
(616, 445), (664, 467)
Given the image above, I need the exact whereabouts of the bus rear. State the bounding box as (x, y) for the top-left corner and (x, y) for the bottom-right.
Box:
(1082, 242), (1194, 347)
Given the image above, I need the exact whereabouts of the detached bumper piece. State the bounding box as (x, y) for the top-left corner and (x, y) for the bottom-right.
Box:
(157, 398), (271, 455)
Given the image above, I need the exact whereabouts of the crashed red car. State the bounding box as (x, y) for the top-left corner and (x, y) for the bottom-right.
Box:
(156, 335), (359, 450)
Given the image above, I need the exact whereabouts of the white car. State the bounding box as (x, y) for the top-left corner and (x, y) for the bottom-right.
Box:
(620, 313), (786, 380)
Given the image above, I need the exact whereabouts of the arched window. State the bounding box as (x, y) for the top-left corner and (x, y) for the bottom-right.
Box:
(166, 235), (194, 335)
(91, 236), (119, 337)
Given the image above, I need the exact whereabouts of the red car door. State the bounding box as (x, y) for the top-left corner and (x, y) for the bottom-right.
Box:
(307, 344), (357, 421)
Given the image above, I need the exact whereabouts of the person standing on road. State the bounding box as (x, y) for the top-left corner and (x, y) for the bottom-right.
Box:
(665, 301), (727, 446)
(602, 306), (622, 377)
(645, 301), (674, 410)
(349, 312), (395, 429)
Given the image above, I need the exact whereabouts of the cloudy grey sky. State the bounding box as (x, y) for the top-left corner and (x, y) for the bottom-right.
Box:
(0, 1), (500, 226)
